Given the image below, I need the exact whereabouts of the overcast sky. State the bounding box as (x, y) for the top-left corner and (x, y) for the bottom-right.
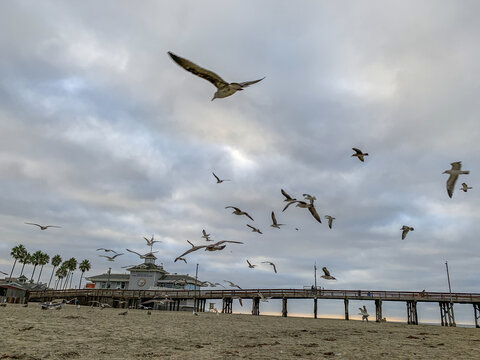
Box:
(1, 1), (479, 323)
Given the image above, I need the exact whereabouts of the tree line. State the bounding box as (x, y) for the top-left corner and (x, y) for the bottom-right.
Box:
(7, 244), (91, 290)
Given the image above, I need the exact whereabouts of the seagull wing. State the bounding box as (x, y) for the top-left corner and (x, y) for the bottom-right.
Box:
(450, 161), (462, 171)
(45, 225), (61, 228)
(168, 52), (228, 89)
(111, 253), (124, 259)
(212, 172), (220, 182)
(126, 249), (144, 258)
(446, 174), (458, 198)
(225, 206), (241, 211)
(352, 148), (362, 155)
(272, 263), (277, 273)
(237, 77), (265, 88)
(246, 224), (255, 231)
(244, 212), (254, 221)
(282, 201), (297, 212)
(328, 218), (333, 229)
(247, 260), (252, 267)
(281, 189), (294, 201)
(308, 205), (322, 223)
(175, 245), (206, 261)
(322, 267), (331, 276)
(213, 240), (243, 246)
(25, 223), (42, 228)
(271, 211), (277, 225)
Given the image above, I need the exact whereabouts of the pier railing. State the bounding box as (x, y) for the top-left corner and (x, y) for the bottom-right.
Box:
(28, 288), (480, 304)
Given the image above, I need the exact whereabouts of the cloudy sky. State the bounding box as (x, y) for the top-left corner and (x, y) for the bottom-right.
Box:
(1, 1), (479, 323)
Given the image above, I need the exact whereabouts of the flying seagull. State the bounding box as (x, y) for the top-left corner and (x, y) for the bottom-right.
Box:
(212, 172), (231, 183)
(231, 295), (243, 307)
(270, 211), (284, 229)
(460, 182), (472, 192)
(126, 249), (158, 259)
(358, 306), (369, 321)
(321, 267), (336, 280)
(176, 257), (187, 264)
(99, 253), (123, 262)
(174, 240), (243, 262)
(96, 248), (119, 254)
(257, 292), (271, 302)
(25, 223), (61, 230)
(246, 260), (257, 269)
(225, 206), (254, 221)
(262, 261), (277, 273)
(284, 201), (322, 223)
(223, 280), (243, 290)
(281, 189), (297, 204)
(325, 215), (335, 229)
(167, 51), (264, 101)
(352, 148), (369, 162)
(303, 193), (317, 204)
(246, 224), (262, 234)
(144, 235), (161, 247)
(443, 162), (470, 198)
(202, 229), (212, 241)
(400, 225), (414, 240)
(0, 271), (8, 276)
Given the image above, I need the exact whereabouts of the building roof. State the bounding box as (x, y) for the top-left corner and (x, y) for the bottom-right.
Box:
(0, 281), (47, 291)
(126, 263), (167, 272)
(86, 274), (130, 282)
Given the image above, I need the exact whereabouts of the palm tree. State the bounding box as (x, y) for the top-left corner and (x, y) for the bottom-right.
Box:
(56, 264), (68, 290)
(36, 252), (50, 284)
(48, 254), (62, 288)
(19, 252), (31, 277)
(30, 250), (43, 281)
(9, 244), (27, 281)
(67, 258), (77, 289)
(78, 259), (91, 289)
(59, 261), (70, 290)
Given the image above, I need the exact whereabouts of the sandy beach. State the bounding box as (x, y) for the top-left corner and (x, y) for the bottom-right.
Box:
(1, 304), (479, 359)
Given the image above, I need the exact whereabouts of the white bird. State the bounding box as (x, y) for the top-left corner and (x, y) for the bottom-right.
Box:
(96, 248), (119, 254)
(212, 172), (231, 183)
(321, 267), (336, 280)
(202, 229), (212, 241)
(270, 211), (284, 229)
(99, 253), (123, 262)
(443, 161), (470, 198)
(246, 224), (263, 234)
(144, 235), (161, 247)
(246, 260), (257, 269)
(460, 182), (472, 192)
(284, 201), (322, 223)
(223, 280), (242, 290)
(126, 249), (158, 259)
(352, 148), (369, 162)
(225, 206), (254, 221)
(25, 223), (61, 230)
(281, 189), (297, 204)
(175, 240), (243, 262)
(401, 225), (414, 240)
(168, 52), (264, 101)
(302, 193), (316, 204)
(262, 261), (277, 273)
(257, 292), (271, 302)
(90, 301), (111, 309)
(325, 215), (335, 229)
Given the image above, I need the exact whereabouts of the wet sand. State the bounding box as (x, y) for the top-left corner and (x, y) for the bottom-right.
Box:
(1, 303), (479, 359)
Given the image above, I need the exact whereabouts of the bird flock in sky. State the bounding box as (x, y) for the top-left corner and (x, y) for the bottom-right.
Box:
(9, 51), (472, 291)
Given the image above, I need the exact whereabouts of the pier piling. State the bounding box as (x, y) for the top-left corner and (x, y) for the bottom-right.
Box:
(473, 303), (480, 328)
(282, 298), (287, 317)
(407, 300), (418, 325)
(344, 298), (349, 320)
(252, 297), (260, 316)
(439, 302), (456, 327)
(222, 297), (232, 314)
(375, 299), (382, 323)
(313, 298), (317, 319)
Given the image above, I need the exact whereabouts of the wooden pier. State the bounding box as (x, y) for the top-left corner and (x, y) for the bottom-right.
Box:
(28, 288), (480, 327)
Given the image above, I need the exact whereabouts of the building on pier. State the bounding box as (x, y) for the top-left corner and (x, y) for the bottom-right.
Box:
(85, 252), (201, 291)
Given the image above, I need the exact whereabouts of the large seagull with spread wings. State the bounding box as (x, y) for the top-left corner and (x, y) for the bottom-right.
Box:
(168, 52), (264, 101)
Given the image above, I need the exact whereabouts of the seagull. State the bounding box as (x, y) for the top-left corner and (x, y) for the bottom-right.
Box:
(270, 211), (284, 229)
(118, 310), (128, 316)
(246, 260), (257, 269)
(96, 248), (119, 254)
(168, 51), (264, 101)
(0, 271), (8, 276)
(25, 223), (61, 230)
(321, 267), (336, 280)
(99, 253), (123, 262)
(302, 194), (316, 204)
(225, 206), (254, 221)
(358, 306), (369, 322)
(325, 215), (335, 229)
(212, 172), (231, 183)
(460, 182), (472, 192)
(114, 300), (127, 306)
(144, 235), (161, 247)
(126, 249), (158, 259)
(400, 225), (414, 240)
(281, 189), (297, 204)
(246, 224), (262, 234)
(121, 265), (137, 269)
(443, 162), (470, 198)
(90, 301), (111, 309)
(284, 201), (322, 223)
(352, 148), (369, 162)
(176, 257), (187, 264)
(203, 281), (225, 288)
(257, 292), (271, 302)
(175, 240), (243, 262)
(202, 229), (212, 241)
(223, 280), (243, 290)
(262, 261), (277, 273)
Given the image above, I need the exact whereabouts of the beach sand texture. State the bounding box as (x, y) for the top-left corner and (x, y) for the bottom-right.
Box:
(1, 304), (479, 359)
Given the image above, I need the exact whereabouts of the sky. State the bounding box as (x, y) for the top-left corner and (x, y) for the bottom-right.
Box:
(0, 1), (479, 324)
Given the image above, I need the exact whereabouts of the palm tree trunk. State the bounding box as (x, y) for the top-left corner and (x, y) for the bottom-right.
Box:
(78, 272), (84, 289)
(59, 277), (64, 290)
(54, 278), (59, 290)
(63, 272), (70, 290)
(69, 271), (74, 289)
(19, 262), (26, 277)
(48, 266), (57, 289)
(8, 259), (17, 281)
(30, 264), (38, 281)
(37, 265), (45, 284)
